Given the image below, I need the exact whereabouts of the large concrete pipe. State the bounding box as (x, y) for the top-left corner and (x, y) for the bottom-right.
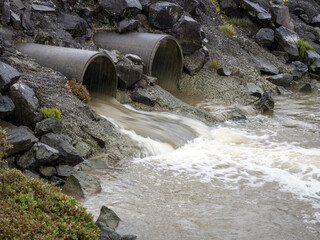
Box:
(93, 32), (184, 91)
(16, 43), (117, 97)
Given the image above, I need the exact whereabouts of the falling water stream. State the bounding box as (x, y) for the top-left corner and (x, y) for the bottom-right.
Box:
(82, 93), (320, 240)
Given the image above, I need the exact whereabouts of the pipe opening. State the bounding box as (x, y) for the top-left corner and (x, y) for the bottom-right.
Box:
(151, 39), (183, 91)
(82, 54), (117, 98)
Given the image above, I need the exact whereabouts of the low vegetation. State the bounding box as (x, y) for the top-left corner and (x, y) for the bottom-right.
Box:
(218, 25), (235, 36)
(40, 107), (61, 121)
(210, 59), (220, 70)
(0, 127), (100, 239)
(297, 39), (314, 60)
(65, 80), (91, 103)
(227, 17), (249, 27)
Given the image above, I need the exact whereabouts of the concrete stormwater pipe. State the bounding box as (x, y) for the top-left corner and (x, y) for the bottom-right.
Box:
(16, 43), (118, 97)
(93, 32), (184, 91)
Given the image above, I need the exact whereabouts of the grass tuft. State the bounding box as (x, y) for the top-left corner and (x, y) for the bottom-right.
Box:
(218, 25), (235, 36)
(297, 39), (314, 60)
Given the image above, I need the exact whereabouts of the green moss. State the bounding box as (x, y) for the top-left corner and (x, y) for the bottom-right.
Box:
(227, 17), (249, 27)
(218, 25), (235, 36)
(66, 80), (91, 103)
(210, 60), (220, 70)
(297, 39), (314, 60)
(39, 107), (61, 121)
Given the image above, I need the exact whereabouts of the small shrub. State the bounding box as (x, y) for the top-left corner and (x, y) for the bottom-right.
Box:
(218, 25), (235, 36)
(115, 50), (122, 56)
(40, 107), (61, 121)
(65, 80), (91, 103)
(210, 60), (220, 70)
(297, 39), (314, 60)
(227, 17), (249, 27)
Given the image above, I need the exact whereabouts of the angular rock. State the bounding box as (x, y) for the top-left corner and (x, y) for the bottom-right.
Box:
(172, 16), (202, 55)
(311, 14), (320, 27)
(0, 93), (14, 118)
(226, 107), (247, 121)
(12, 0), (25, 10)
(22, 5), (34, 30)
(299, 14), (309, 24)
(117, 19), (139, 33)
(24, 170), (40, 179)
(6, 127), (38, 156)
(309, 58), (320, 75)
(31, 4), (55, 12)
(257, 12), (272, 27)
(40, 133), (84, 166)
(97, 222), (122, 240)
(96, 206), (121, 229)
(218, 0), (242, 17)
(299, 83), (317, 93)
(101, 0), (142, 18)
(149, 2), (183, 29)
(59, 13), (87, 37)
(50, 176), (65, 186)
(304, 50), (320, 66)
(104, 50), (119, 64)
(247, 82), (263, 98)
(251, 55), (279, 75)
(184, 49), (206, 75)
(183, 0), (199, 13)
(34, 118), (62, 136)
(62, 171), (102, 199)
(291, 61), (308, 80)
(254, 90), (274, 112)
(267, 73), (293, 87)
(293, 7), (304, 15)
(0, 61), (21, 92)
(39, 166), (57, 178)
(217, 66), (232, 76)
(9, 82), (39, 126)
(116, 56), (143, 90)
(124, 54), (144, 66)
(33, 142), (60, 165)
(277, 86), (292, 95)
(255, 28), (274, 47)
(10, 11), (21, 30)
(56, 165), (76, 178)
(131, 88), (156, 106)
(274, 26), (299, 59)
(1, 0), (10, 25)
(270, 5), (293, 29)
(75, 155), (109, 171)
(240, 0), (271, 26)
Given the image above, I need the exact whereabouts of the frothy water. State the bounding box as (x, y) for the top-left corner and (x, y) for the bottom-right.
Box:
(83, 94), (320, 239)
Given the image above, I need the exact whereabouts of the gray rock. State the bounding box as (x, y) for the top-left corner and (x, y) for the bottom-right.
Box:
(104, 50), (119, 64)
(270, 5), (293, 29)
(56, 165), (76, 178)
(131, 88), (156, 106)
(59, 13), (87, 37)
(172, 16), (202, 55)
(217, 66), (232, 76)
(34, 118), (62, 136)
(40, 133), (84, 166)
(309, 58), (320, 75)
(124, 54), (144, 66)
(274, 26), (299, 60)
(257, 12), (272, 27)
(293, 7), (304, 15)
(255, 28), (274, 47)
(149, 2), (183, 29)
(74, 141), (92, 158)
(267, 73), (293, 87)
(22, 5), (34, 30)
(117, 19), (139, 33)
(33, 142), (60, 165)
(24, 170), (40, 179)
(299, 83), (317, 93)
(184, 49), (206, 75)
(1, 0), (10, 25)
(251, 55), (279, 75)
(291, 61), (308, 80)
(240, 0), (271, 26)
(12, 0), (25, 10)
(97, 222), (122, 240)
(247, 82), (263, 98)
(0, 93), (14, 118)
(9, 82), (39, 126)
(226, 107), (247, 121)
(62, 171), (102, 199)
(101, 0), (142, 18)
(218, 0), (242, 17)
(10, 11), (21, 30)
(50, 176), (65, 186)
(277, 86), (292, 95)
(75, 154), (109, 171)
(183, 0), (199, 13)
(255, 90), (274, 112)
(304, 50), (320, 66)
(6, 127), (38, 156)
(31, 4), (55, 12)
(96, 206), (121, 230)
(311, 14), (320, 27)
(39, 166), (57, 178)
(0, 61), (21, 92)
(299, 14), (309, 24)
(117, 56), (143, 90)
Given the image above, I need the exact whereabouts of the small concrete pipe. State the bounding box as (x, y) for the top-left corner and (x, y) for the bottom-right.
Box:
(93, 31), (184, 91)
(17, 43), (118, 97)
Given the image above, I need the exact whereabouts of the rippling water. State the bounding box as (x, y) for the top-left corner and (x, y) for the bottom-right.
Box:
(83, 93), (320, 240)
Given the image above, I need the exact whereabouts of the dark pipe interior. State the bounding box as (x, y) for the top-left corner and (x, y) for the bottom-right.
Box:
(83, 56), (117, 97)
(152, 39), (183, 91)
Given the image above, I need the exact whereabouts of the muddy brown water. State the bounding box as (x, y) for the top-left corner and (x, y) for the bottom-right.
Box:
(83, 93), (320, 240)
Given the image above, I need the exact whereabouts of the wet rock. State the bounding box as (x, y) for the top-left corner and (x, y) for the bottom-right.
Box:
(74, 141), (92, 158)
(254, 90), (274, 112)
(274, 26), (299, 60)
(56, 165), (76, 178)
(117, 56), (143, 90)
(31, 4), (55, 12)
(96, 206), (121, 229)
(304, 50), (320, 66)
(226, 107), (247, 121)
(1, 0), (10, 25)
(101, 0), (142, 18)
(255, 28), (274, 47)
(270, 5), (293, 29)
(6, 127), (38, 156)
(184, 49), (206, 75)
(251, 54), (279, 75)
(172, 16), (202, 55)
(217, 66), (232, 76)
(75, 154), (109, 171)
(0, 93), (14, 118)
(39, 166), (57, 178)
(9, 82), (39, 126)
(40, 133), (84, 166)
(59, 13), (87, 37)
(34, 118), (62, 136)
(131, 88), (156, 106)
(247, 82), (263, 98)
(311, 14), (320, 27)
(299, 83), (317, 93)
(10, 11), (21, 30)
(0, 61), (21, 92)
(22, 5), (34, 30)
(149, 2), (183, 29)
(50, 176), (65, 186)
(290, 61), (308, 80)
(267, 73), (293, 87)
(62, 171), (102, 199)
(277, 86), (292, 95)
(97, 222), (122, 240)
(117, 19), (139, 33)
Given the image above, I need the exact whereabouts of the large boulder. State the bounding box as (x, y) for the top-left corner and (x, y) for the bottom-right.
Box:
(56, 165), (76, 178)
(304, 50), (320, 66)
(6, 127), (38, 156)
(62, 171), (102, 199)
(101, 0), (142, 18)
(131, 88), (156, 106)
(1, 0), (10, 25)
(309, 58), (320, 75)
(270, 5), (294, 29)
(267, 73), (293, 87)
(254, 90), (274, 112)
(148, 2), (183, 29)
(40, 133), (84, 166)
(218, 0), (243, 17)
(39, 166), (57, 178)
(9, 82), (39, 126)
(116, 56), (143, 90)
(59, 13), (87, 37)
(239, 0), (271, 26)
(0, 93), (14, 118)
(290, 61), (308, 80)
(34, 118), (62, 136)
(172, 16), (202, 55)
(255, 28), (274, 47)
(96, 206), (121, 230)
(274, 26), (299, 60)
(251, 54), (279, 75)
(311, 14), (320, 27)
(0, 61), (21, 92)
(97, 222), (137, 240)
(182, 0), (199, 13)
(22, 5), (34, 31)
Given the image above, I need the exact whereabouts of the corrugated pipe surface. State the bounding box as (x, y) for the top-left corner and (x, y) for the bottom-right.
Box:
(17, 43), (118, 97)
(93, 31), (183, 91)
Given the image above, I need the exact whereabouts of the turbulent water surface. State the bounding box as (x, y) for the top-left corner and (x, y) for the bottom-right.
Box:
(83, 93), (320, 240)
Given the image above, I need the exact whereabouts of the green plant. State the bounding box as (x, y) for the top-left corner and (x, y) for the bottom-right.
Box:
(115, 50), (122, 55)
(0, 127), (12, 167)
(297, 39), (314, 60)
(65, 80), (91, 103)
(227, 17), (249, 27)
(210, 59), (220, 70)
(218, 25), (235, 36)
(40, 107), (61, 121)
